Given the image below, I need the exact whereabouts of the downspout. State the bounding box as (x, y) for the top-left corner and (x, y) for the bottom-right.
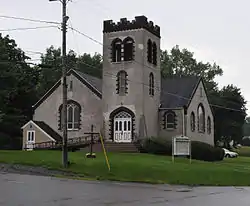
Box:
(182, 108), (185, 136)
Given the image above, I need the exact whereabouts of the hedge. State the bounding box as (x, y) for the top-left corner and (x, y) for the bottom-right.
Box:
(136, 137), (224, 162)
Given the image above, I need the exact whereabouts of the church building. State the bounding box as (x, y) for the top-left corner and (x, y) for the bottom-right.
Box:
(21, 16), (214, 150)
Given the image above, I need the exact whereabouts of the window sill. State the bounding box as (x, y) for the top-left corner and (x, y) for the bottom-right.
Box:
(198, 131), (205, 134)
(67, 129), (80, 132)
(111, 60), (134, 64)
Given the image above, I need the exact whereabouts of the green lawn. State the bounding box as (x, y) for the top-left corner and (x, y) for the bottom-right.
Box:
(1, 150), (250, 186)
(234, 146), (250, 157)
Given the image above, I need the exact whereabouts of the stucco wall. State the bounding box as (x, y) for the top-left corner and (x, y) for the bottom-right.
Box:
(186, 81), (214, 145)
(33, 74), (102, 139)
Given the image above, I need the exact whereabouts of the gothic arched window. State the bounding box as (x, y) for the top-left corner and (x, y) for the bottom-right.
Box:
(111, 38), (122, 62)
(116, 70), (128, 95)
(123, 37), (134, 61)
(207, 116), (211, 134)
(165, 112), (175, 129)
(152, 42), (157, 65)
(147, 39), (152, 63)
(58, 100), (81, 131)
(190, 112), (195, 132)
(149, 72), (154, 96)
(198, 104), (205, 133)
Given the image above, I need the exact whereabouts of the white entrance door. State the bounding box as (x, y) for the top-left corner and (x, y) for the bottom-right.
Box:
(26, 130), (35, 150)
(114, 111), (132, 143)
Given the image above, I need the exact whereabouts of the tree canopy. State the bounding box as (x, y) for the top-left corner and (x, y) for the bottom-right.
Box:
(0, 34), (40, 148)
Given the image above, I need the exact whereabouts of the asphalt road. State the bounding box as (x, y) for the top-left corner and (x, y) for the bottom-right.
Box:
(1, 172), (250, 206)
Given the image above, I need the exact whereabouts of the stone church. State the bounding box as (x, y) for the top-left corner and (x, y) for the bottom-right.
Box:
(21, 15), (214, 150)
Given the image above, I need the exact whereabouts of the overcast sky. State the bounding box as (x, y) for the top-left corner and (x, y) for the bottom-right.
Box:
(1, 0), (250, 113)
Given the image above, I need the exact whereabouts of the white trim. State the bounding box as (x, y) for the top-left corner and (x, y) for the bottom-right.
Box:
(32, 69), (101, 109)
(21, 120), (56, 142)
(27, 130), (35, 142)
(32, 78), (61, 108)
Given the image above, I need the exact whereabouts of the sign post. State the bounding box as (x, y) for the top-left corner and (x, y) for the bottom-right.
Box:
(172, 136), (191, 163)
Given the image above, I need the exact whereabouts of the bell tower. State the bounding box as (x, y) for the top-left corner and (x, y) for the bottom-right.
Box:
(102, 16), (161, 141)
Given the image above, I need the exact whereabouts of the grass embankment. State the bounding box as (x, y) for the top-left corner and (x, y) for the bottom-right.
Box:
(1, 150), (250, 186)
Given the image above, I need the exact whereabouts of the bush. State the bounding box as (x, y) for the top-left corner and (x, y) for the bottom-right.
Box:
(137, 137), (224, 162)
(242, 138), (250, 146)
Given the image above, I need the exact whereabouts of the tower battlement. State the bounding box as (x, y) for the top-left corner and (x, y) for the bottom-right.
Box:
(103, 15), (160, 38)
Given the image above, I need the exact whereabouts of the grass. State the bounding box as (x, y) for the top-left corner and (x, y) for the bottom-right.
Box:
(233, 146), (250, 157)
(1, 150), (250, 186)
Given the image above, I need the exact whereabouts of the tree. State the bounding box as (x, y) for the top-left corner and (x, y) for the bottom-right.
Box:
(37, 46), (102, 97)
(77, 52), (102, 78)
(0, 34), (40, 148)
(213, 85), (247, 144)
(161, 45), (223, 91)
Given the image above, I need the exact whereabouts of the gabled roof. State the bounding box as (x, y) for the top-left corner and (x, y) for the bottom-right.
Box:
(21, 120), (62, 142)
(33, 121), (62, 142)
(32, 69), (102, 110)
(74, 70), (102, 93)
(160, 76), (201, 108)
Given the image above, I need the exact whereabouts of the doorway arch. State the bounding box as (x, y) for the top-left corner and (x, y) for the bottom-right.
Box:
(109, 107), (135, 142)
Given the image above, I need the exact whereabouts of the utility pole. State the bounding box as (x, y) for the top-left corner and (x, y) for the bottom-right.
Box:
(49, 0), (69, 168)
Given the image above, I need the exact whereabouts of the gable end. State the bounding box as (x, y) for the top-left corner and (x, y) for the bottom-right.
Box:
(32, 69), (102, 110)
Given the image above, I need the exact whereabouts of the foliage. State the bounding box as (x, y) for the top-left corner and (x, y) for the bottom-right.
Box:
(137, 137), (224, 162)
(242, 138), (250, 147)
(37, 46), (102, 96)
(213, 85), (247, 143)
(160, 45), (223, 90)
(0, 34), (40, 148)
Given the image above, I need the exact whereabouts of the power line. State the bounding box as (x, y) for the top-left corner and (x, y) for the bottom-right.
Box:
(0, 15), (60, 25)
(0, 25), (59, 32)
(18, 46), (246, 112)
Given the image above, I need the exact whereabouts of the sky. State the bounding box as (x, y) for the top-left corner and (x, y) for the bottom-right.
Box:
(1, 0), (250, 112)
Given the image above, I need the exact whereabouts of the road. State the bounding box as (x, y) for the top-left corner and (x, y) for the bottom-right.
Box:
(0, 172), (250, 206)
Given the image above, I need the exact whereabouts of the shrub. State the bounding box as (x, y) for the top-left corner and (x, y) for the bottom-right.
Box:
(137, 137), (224, 162)
(242, 138), (250, 146)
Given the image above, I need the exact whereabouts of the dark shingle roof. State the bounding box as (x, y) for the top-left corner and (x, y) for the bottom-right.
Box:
(34, 121), (62, 142)
(74, 70), (102, 93)
(160, 76), (200, 108)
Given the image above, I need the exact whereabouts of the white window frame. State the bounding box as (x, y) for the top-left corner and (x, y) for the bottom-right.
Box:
(27, 130), (35, 142)
(67, 104), (80, 131)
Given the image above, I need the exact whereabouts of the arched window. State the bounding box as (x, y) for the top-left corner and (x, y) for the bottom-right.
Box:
(116, 70), (128, 95)
(166, 112), (175, 129)
(59, 100), (81, 131)
(190, 112), (195, 132)
(123, 37), (134, 61)
(152, 42), (157, 65)
(147, 39), (152, 63)
(149, 72), (154, 96)
(198, 104), (205, 133)
(207, 116), (211, 134)
(111, 38), (122, 62)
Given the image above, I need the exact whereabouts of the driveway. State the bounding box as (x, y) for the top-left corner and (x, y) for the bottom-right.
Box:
(0, 172), (249, 206)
